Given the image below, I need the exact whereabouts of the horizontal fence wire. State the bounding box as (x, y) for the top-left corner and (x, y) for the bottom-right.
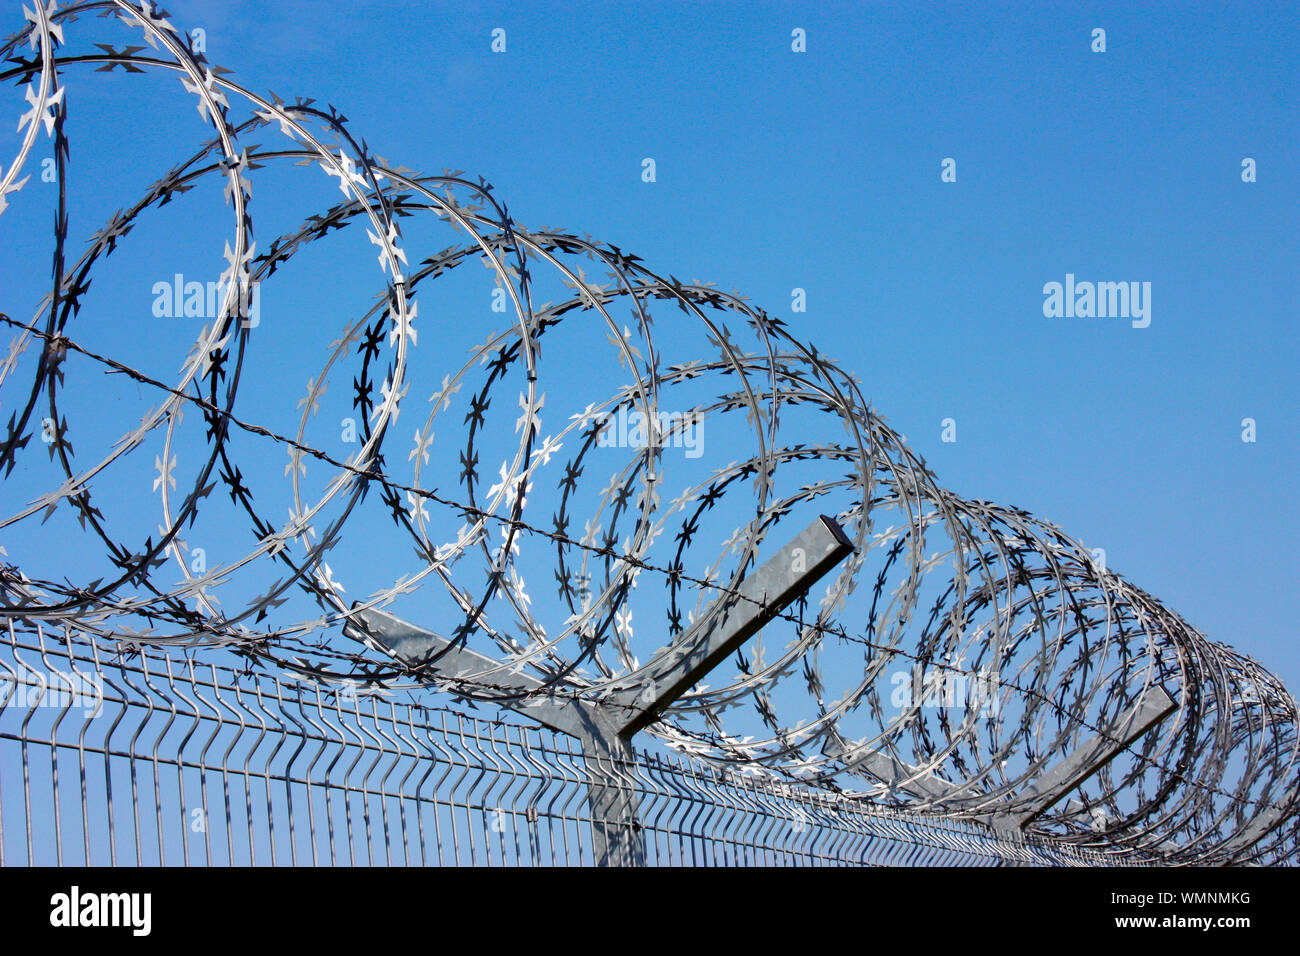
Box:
(2, 1), (1296, 869)
(0, 622), (1120, 867)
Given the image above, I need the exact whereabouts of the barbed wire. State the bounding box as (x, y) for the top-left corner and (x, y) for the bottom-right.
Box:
(3, 308), (1295, 834)
(1, 0), (1296, 865)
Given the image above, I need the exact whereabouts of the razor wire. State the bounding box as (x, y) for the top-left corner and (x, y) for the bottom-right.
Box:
(0, 0), (1296, 866)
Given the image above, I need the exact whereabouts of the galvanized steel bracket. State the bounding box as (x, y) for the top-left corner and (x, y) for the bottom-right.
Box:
(344, 514), (854, 866)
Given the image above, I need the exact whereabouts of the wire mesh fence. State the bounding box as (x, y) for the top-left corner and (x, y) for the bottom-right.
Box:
(3, 0), (1297, 870)
(0, 621), (1122, 866)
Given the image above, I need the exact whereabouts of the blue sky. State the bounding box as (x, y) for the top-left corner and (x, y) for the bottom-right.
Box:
(3, 0), (1297, 703)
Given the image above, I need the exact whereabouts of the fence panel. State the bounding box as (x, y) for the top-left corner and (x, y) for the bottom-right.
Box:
(0, 622), (1117, 867)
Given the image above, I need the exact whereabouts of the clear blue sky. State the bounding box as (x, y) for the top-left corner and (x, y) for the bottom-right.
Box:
(3, 0), (1297, 699)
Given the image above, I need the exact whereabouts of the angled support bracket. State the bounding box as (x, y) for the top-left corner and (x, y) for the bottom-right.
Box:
(988, 684), (1178, 834)
(343, 605), (640, 864)
(344, 514), (854, 866)
(823, 685), (1178, 849)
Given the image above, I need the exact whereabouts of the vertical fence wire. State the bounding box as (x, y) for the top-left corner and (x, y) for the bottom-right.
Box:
(0, 623), (1124, 867)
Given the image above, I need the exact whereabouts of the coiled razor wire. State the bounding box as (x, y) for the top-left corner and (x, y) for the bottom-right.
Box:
(0, 0), (1296, 865)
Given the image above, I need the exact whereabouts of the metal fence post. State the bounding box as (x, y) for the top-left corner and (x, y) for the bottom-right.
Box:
(345, 514), (854, 865)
